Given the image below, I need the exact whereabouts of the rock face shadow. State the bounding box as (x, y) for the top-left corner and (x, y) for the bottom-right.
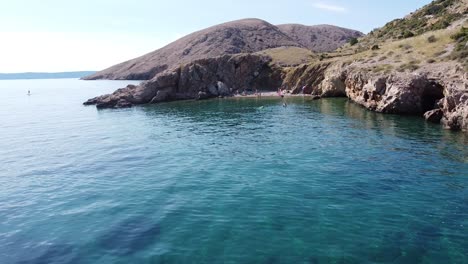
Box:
(16, 244), (80, 264)
(97, 216), (162, 256)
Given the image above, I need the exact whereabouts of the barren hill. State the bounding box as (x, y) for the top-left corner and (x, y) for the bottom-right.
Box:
(277, 24), (364, 52)
(84, 19), (300, 80)
(84, 19), (362, 80)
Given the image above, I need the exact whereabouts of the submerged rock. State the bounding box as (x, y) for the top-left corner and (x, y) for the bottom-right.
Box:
(197, 91), (209, 100)
(424, 109), (444, 123)
(217, 81), (230, 96)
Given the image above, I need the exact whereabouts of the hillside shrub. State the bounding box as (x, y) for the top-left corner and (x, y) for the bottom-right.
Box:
(349, 37), (358, 46)
(398, 61), (420, 72)
(403, 31), (415, 38)
(451, 27), (468, 41)
(319, 54), (328, 61)
(427, 35), (437, 43)
(450, 27), (468, 62)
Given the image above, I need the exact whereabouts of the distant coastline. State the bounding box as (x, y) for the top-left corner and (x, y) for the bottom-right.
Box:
(0, 71), (96, 80)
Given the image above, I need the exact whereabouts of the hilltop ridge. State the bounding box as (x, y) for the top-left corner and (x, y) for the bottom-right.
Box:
(277, 24), (363, 52)
(83, 19), (362, 80)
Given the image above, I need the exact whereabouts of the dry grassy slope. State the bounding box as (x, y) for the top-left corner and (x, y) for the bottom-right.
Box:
(284, 22), (466, 90)
(254, 47), (316, 66)
(320, 0), (468, 75)
(277, 24), (363, 52)
(338, 0), (467, 53)
(339, 24), (467, 75)
(281, 1), (468, 92)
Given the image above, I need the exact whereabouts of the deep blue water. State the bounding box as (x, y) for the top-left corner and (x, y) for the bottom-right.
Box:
(0, 79), (467, 264)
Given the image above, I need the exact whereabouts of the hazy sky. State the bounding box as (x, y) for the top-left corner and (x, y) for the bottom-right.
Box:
(0, 0), (432, 72)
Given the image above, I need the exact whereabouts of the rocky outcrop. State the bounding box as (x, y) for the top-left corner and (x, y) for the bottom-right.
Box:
(344, 73), (445, 114)
(85, 54), (468, 132)
(282, 62), (331, 94)
(349, 75), (466, 131)
(439, 81), (468, 131)
(316, 64), (348, 97)
(424, 109), (444, 123)
(282, 62), (349, 97)
(281, 60), (467, 132)
(84, 54), (281, 109)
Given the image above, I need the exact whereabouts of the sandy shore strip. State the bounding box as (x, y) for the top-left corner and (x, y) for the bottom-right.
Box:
(232, 91), (314, 98)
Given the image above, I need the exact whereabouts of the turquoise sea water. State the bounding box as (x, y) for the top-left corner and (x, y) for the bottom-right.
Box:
(0, 79), (467, 263)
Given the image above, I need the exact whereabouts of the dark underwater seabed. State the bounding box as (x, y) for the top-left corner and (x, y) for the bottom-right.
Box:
(0, 79), (467, 263)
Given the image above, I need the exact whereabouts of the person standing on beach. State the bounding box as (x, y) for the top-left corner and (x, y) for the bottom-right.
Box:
(278, 87), (284, 98)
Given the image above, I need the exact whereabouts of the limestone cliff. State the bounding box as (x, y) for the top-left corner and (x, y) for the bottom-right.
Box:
(281, 61), (467, 131)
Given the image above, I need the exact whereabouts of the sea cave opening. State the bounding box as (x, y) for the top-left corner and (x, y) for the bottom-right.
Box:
(421, 82), (444, 113)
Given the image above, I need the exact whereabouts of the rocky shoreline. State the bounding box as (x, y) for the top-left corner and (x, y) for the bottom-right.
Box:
(282, 60), (467, 131)
(84, 54), (282, 108)
(83, 0), (468, 132)
(84, 53), (467, 132)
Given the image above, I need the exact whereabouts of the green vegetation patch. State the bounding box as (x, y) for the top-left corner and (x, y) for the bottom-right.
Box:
(349, 37), (358, 46)
(365, 0), (463, 43)
(256, 47), (317, 66)
(398, 60), (421, 72)
(450, 27), (468, 69)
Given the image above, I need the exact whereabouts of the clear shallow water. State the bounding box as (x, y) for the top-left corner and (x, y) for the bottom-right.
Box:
(0, 79), (467, 264)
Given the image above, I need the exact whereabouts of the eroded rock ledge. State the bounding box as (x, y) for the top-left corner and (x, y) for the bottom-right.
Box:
(84, 55), (467, 132)
(84, 54), (281, 108)
(281, 61), (467, 132)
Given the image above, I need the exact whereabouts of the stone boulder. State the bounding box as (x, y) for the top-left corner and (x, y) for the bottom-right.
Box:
(207, 84), (218, 96)
(217, 81), (230, 96)
(424, 109), (444, 123)
(150, 88), (174, 103)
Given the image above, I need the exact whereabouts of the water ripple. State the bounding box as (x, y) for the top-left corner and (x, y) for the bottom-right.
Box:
(0, 80), (467, 263)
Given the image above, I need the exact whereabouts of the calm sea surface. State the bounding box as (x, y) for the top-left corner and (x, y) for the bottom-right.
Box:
(0, 79), (467, 264)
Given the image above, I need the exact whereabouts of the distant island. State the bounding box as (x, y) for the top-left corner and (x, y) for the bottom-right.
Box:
(0, 71), (96, 80)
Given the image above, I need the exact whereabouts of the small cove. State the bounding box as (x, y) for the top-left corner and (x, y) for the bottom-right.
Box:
(0, 79), (467, 263)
